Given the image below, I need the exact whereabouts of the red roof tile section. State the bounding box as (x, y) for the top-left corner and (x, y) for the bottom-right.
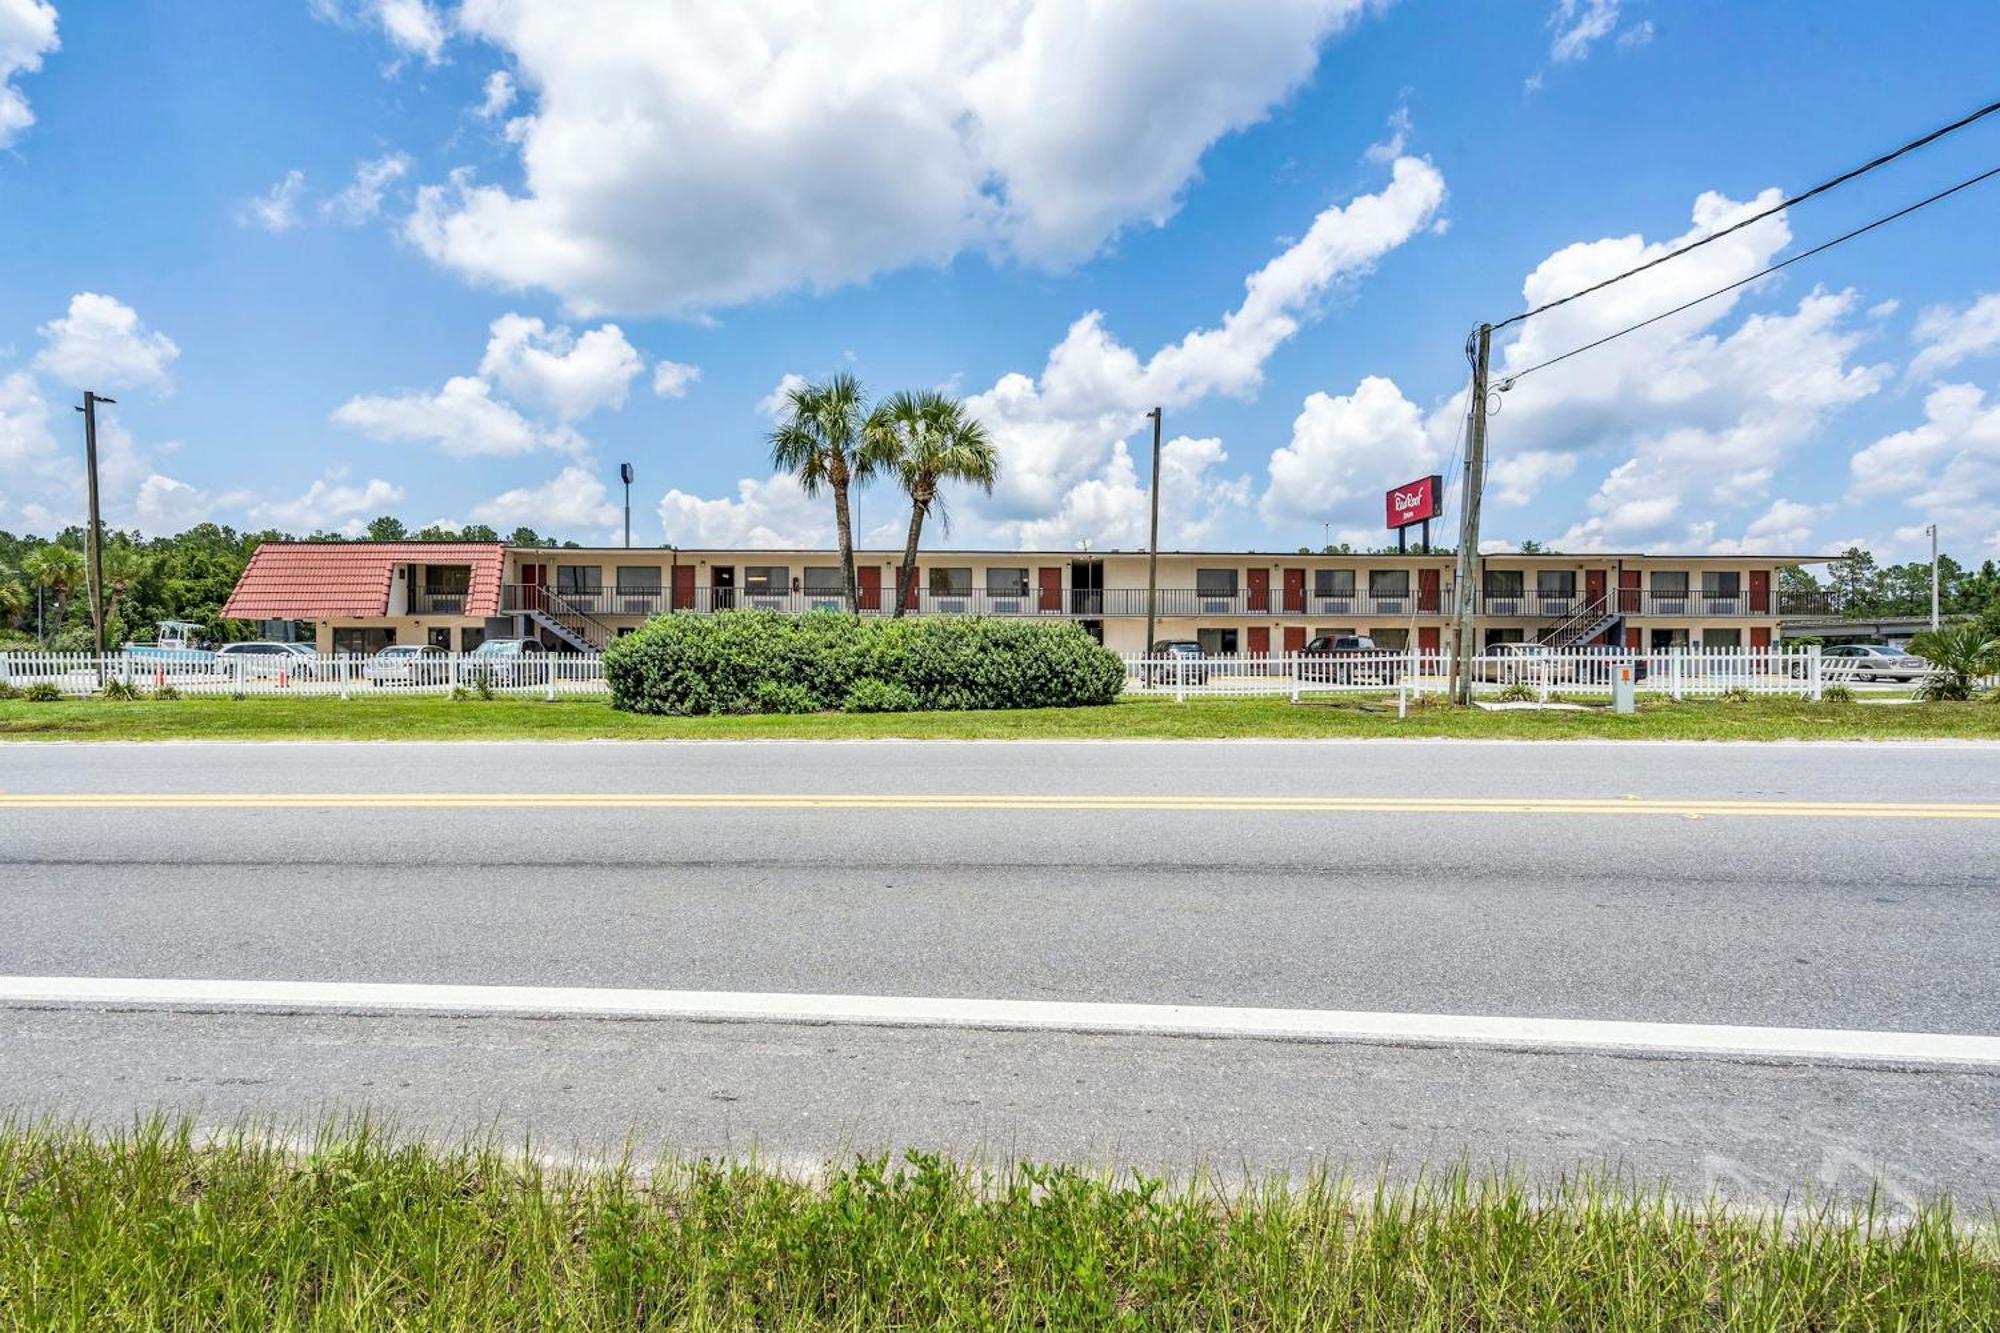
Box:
(222, 543), (506, 620)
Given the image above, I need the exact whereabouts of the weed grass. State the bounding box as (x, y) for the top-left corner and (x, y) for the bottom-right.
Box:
(2, 692), (1998, 743)
(2, 1118), (1996, 1329)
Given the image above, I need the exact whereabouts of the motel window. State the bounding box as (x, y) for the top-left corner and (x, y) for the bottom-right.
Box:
(1483, 628), (1525, 647)
(929, 567), (974, 596)
(556, 565), (602, 595)
(1372, 628), (1409, 651)
(333, 627), (395, 655)
(1197, 628), (1239, 656)
(803, 567), (845, 595)
(986, 567), (1030, 597)
(1702, 628), (1742, 649)
(1651, 571), (1690, 596)
(1483, 570), (1524, 599)
(1368, 569), (1410, 598)
(1313, 569), (1356, 598)
(424, 565), (470, 596)
(615, 566), (661, 595)
(1536, 570), (1576, 599)
(1196, 568), (1239, 595)
(1702, 571), (1742, 598)
(428, 627), (451, 650)
(744, 566), (789, 594)
(460, 627), (485, 652)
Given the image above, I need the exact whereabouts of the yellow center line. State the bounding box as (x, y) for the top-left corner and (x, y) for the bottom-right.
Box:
(2, 793), (1998, 819)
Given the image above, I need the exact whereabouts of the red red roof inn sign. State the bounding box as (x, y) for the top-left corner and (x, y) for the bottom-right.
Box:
(1385, 474), (1443, 552)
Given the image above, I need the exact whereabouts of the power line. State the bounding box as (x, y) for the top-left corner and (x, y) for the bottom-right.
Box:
(1497, 160), (2000, 388)
(1491, 97), (2000, 334)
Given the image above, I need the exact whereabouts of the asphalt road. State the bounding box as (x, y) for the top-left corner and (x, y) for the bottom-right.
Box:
(2, 739), (1997, 1205)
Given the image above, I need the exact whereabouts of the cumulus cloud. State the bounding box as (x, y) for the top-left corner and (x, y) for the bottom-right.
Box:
(1695, 498), (1821, 556)
(1847, 382), (2000, 555)
(651, 359), (700, 399)
(476, 69), (515, 119)
(134, 474), (221, 533)
(0, 0), (58, 149)
(755, 372), (808, 421)
(471, 464), (621, 536)
(34, 292), (182, 391)
(322, 152), (412, 224)
(1262, 377), (1440, 521)
(407, 0), (1378, 313)
(333, 375), (584, 458)
(247, 473), (406, 532)
(1005, 435), (1253, 550)
(241, 169), (308, 233)
(1909, 293), (2000, 381)
(0, 371), (63, 523)
(658, 472), (833, 547)
(477, 313), (643, 419)
(312, 0), (446, 65)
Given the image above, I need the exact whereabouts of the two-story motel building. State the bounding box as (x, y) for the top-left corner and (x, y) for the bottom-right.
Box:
(222, 541), (1829, 656)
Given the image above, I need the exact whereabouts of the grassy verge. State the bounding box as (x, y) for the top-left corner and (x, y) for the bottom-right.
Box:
(1, 691), (1998, 742)
(2, 1120), (1994, 1329)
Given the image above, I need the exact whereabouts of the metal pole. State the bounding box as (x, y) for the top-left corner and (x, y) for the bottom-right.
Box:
(624, 482), (631, 549)
(1144, 406), (1163, 656)
(1928, 523), (1939, 630)
(76, 391), (114, 664)
(1450, 325), (1491, 705)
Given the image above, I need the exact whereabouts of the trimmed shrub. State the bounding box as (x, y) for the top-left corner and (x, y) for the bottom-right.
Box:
(604, 611), (1125, 716)
(0, 682), (19, 701)
(843, 677), (919, 714)
(751, 680), (817, 714)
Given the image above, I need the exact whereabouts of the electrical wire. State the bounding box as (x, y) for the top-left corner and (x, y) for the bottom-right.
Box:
(1491, 98), (2000, 334)
(1497, 160), (2000, 388)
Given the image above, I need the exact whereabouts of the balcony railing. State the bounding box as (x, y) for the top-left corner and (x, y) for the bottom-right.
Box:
(411, 593), (468, 614)
(1476, 590), (1786, 618)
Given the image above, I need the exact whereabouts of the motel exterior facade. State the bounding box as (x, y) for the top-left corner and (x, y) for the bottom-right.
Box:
(223, 541), (1830, 658)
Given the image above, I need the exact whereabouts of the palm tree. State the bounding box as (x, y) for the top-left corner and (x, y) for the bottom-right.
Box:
(21, 545), (84, 643)
(769, 373), (872, 612)
(100, 542), (150, 635)
(864, 391), (998, 618)
(0, 574), (27, 633)
(1908, 622), (2000, 701)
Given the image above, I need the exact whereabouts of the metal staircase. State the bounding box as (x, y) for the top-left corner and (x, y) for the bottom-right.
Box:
(527, 588), (611, 652)
(1537, 595), (1621, 650)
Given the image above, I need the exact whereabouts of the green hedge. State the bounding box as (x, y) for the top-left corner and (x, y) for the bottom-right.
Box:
(604, 612), (1126, 715)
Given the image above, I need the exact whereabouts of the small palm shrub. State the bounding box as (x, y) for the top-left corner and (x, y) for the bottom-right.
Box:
(99, 679), (139, 701)
(605, 612), (1125, 716)
(1495, 680), (1537, 702)
(1717, 686), (1754, 703)
(1909, 623), (2000, 702)
(1820, 684), (1855, 703)
(22, 681), (62, 702)
(0, 682), (19, 700)
(153, 684), (182, 700)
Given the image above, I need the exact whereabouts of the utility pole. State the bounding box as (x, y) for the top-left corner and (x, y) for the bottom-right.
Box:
(1927, 523), (1939, 630)
(1144, 407), (1163, 654)
(75, 391), (115, 661)
(620, 462), (635, 549)
(1450, 325), (1491, 705)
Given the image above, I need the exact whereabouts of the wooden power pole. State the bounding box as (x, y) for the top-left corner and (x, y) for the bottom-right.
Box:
(1450, 325), (1490, 705)
(1144, 406), (1162, 655)
(76, 390), (115, 661)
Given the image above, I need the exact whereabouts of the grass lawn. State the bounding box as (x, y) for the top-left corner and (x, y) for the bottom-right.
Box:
(4, 1120), (1994, 1329)
(1, 691), (1999, 742)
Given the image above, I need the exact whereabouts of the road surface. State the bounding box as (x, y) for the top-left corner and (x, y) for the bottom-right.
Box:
(2, 738), (1996, 1206)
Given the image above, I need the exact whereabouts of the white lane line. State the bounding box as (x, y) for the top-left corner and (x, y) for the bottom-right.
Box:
(2, 976), (1995, 1068)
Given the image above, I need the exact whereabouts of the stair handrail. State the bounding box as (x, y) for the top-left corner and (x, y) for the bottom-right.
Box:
(1537, 593), (1613, 648)
(539, 587), (613, 651)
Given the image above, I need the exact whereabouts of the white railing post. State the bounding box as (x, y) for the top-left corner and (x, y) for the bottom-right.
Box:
(1669, 649), (1682, 701)
(546, 658), (557, 702)
(450, 653), (460, 693)
(1809, 643), (1822, 701)
(339, 656), (351, 701)
(1175, 656), (1185, 704)
(1290, 653), (1300, 704)
(233, 655), (245, 695)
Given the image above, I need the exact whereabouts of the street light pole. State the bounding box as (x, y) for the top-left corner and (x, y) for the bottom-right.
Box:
(1144, 407), (1162, 656)
(1927, 523), (1939, 630)
(620, 462), (635, 549)
(74, 391), (115, 661)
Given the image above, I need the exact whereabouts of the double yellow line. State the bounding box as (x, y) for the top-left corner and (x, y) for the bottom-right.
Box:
(4, 792), (1999, 819)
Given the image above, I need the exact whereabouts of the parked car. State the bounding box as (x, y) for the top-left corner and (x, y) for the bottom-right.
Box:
(465, 636), (551, 686)
(1145, 640), (1207, 685)
(1821, 643), (1928, 683)
(361, 643), (449, 687)
(1299, 634), (1395, 684)
(1471, 641), (1581, 683)
(213, 641), (318, 678)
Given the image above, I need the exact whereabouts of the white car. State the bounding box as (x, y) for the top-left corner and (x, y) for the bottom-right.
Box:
(1474, 641), (1577, 683)
(361, 644), (449, 687)
(1822, 643), (1928, 683)
(213, 641), (318, 678)
(465, 637), (552, 686)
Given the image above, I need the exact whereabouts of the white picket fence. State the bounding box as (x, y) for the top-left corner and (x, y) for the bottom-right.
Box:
(0, 651), (608, 699)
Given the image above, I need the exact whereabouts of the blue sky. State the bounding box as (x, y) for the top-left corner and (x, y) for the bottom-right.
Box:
(3, 0), (1998, 561)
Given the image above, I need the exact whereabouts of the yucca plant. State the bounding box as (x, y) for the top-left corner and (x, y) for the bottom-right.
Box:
(1908, 622), (2000, 701)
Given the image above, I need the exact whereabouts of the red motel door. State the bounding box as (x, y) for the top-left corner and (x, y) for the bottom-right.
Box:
(1282, 568), (1305, 613)
(1247, 568), (1270, 612)
(521, 563), (546, 611)
(1418, 626), (1440, 653)
(856, 566), (881, 611)
(1750, 569), (1770, 614)
(1417, 568), (1440, 613)
(1247, 626), (1270, 656)
(1586, 568), (1607, 607)
(1751, 626), (1772, 649)
(1618, 569), (1640, 614)
(1037, 566), (1061, 612)
(670, 564), (695, 610)
(1282, 625), (1306, 655)
(904, 568), (920, 610)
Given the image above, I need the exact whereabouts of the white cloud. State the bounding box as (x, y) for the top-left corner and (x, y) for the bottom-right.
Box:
(651, 359), (700, 399)
(1363, 104), (1412, 165)
(658, 472), (832, 547)
(477, 313), (643, 419)
(133, 474), (217, 532)
(409, 0), (1377, 314)
(1262, 376), (1440, 521)
(476, 69), (515, 119)
(0, 370), (64, 528)
(34, 292), (182, 391)
(1002, 435), (1252, 550)
(1548, 0), (1622, 63)
(1698, 498), (1820, 556)
(313, 0), (446, 65)
(1487, 448), (1578, 506)
(0, 0), (58, 149)
(332, 375), (584, 457)
(1910, 293), (2000, 381)
(471, 464), (621, 536)
(322, 152), (411, 225)
(1615, 19), (1654, 50)
(241, 169), (308, 233)
(755, 372), (808, 421)
(1846, 383), (2000, 556)
(247, 473), (406, 532)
